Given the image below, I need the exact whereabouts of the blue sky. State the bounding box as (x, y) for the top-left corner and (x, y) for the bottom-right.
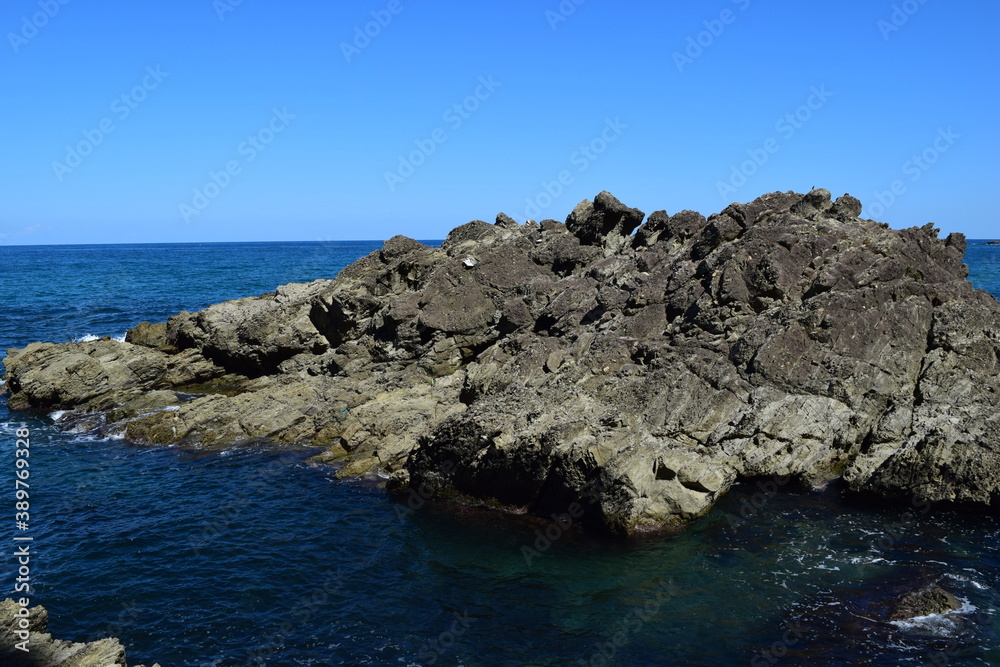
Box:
(1, 0), (997, 244)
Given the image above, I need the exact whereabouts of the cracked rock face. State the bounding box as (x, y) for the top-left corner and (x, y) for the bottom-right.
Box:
(3, 189), (999, 534)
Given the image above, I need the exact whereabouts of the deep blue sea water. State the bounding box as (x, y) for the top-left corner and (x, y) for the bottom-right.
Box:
(0, 239), (998, 666)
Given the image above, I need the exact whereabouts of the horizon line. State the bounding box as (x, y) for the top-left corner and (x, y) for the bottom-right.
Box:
(0, 238), (448, 249)
(1, 237), (997, 250)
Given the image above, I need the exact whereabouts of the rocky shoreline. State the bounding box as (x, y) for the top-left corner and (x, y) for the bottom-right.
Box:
(0, 599), (158, 666)
(3, 189), (999, 534)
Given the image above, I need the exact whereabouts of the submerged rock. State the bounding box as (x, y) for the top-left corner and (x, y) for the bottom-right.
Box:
(751, 575), (972, 664)
(0, 599), (158, 666)
(4, 189), (999, 534)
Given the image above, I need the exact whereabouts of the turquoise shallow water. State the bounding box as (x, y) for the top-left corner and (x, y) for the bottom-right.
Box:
(0, 239), (998, 666)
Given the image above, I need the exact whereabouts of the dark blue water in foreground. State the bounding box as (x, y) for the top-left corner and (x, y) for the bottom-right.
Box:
(0, 239), (998, 666)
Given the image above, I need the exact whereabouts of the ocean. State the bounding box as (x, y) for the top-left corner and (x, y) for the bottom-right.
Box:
(1, 239), (999, 666)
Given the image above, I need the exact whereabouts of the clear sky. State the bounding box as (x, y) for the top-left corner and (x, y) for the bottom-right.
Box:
(1, 0), (997, 244)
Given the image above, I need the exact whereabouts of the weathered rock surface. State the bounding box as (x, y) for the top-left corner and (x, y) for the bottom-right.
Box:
(3, 189), (999, 534)
(889, 585), (962, 621)
(0, 599), (158, 666)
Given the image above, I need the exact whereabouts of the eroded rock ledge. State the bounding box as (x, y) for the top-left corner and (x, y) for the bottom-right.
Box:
(0, 599), (158, 667)
(4, 189), (999, 534)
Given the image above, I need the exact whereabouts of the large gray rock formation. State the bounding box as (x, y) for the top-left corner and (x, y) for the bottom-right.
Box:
(4, 189), (999, 534)
(0, 599), (158, 666)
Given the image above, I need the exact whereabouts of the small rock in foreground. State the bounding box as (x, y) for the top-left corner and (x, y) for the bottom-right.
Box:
(0, 599), (159, 667)
(889, 585), (962, 621)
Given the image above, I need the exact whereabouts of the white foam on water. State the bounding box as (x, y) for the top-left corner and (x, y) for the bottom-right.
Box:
(848, 555), (891, 565)
(49, 410), (68, 421)
(71, 333), (126, 343)
(108, 404), (182, 430)
(945, 571), (989, 590)
(856, 527), (885, 537)
(889, 598), (977, 638)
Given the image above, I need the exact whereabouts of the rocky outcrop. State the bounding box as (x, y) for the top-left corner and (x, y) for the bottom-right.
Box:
(0, 599), (158, 667)
(4, 189), (999, 534)
(889, 585), (962, 621)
